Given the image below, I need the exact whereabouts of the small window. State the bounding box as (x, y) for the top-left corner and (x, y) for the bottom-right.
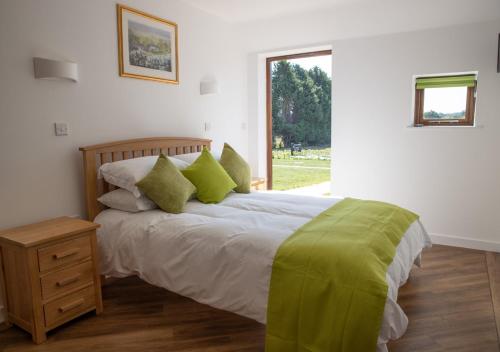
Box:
(414, 74), (477, 126)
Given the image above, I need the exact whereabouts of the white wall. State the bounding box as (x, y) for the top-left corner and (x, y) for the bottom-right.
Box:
(0, 0), (247, 323)
(0, 0), (248, 227)
(244, 0), (500, 175)
(331, 21), (500, 249)
(242, 2), (500, 251)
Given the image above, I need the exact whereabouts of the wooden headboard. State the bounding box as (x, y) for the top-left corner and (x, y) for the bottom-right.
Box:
(79, 137), (211, 221)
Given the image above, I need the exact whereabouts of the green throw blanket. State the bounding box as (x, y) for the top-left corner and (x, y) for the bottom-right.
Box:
(265, 198), (418, 352)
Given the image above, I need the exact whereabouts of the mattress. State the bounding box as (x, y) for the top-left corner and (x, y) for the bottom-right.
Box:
(95, 192), (432, 351)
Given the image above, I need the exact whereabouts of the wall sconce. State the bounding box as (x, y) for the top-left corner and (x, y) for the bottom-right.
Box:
(200, 79), (219, 95)
(33, 57), (78, 82)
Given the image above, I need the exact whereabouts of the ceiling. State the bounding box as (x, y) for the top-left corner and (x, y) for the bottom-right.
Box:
(180, 0), (357, 23)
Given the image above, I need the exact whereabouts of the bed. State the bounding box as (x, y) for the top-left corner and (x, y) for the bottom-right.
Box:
(79, 137), (432, 352)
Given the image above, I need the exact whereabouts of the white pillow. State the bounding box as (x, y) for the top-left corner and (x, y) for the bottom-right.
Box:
(98, 188), (157, 213)
(171, 150), (221, 165)
(99, 155), (189, 197)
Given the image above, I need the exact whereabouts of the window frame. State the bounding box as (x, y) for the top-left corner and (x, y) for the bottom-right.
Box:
(413, 75), (477, 127)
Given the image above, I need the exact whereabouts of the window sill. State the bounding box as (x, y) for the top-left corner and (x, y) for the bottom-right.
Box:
(407, 124), (484, 129)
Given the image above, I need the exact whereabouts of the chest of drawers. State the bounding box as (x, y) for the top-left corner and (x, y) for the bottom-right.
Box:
(0, 217), (103, 343)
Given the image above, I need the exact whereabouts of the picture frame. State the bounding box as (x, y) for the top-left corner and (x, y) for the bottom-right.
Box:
(497, 33), (500, 73)
(117, 4), (179, 84)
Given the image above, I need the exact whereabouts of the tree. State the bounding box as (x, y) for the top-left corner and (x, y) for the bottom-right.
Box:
(272, 61), (298, 146)
(271, 61), (331, 148)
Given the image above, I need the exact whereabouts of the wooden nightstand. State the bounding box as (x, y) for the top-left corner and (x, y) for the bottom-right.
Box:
(0, 217), (103, 344)
(251, 177), (266, 191)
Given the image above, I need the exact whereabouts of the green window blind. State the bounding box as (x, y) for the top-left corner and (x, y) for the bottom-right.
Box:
(416, 75), (476, 89)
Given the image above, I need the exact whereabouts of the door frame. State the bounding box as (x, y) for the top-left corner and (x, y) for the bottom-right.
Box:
(265, 49), (332, 189)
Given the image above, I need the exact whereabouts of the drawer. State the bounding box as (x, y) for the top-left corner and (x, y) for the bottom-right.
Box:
(40, 260), (94, 300)
(43, 285), (96, 329)
(38, 235), (91, 272)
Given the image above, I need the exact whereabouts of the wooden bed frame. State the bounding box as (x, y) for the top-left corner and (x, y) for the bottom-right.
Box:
(79, 137), (211, 221)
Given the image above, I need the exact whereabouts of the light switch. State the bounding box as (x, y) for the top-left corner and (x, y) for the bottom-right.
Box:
(204, 122), (211, 132)
(54, 122), (68, 136)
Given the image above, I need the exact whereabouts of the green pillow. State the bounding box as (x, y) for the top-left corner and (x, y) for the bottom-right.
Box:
(219, 143), (251, 193)
(181, 147), (237, 203)
(135, 154), (195, 213)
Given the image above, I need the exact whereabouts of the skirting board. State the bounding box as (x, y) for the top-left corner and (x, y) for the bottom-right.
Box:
(430, 233), (500, 253)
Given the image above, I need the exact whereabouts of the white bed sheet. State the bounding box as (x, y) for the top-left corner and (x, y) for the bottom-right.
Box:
(95, 192), (431, 351)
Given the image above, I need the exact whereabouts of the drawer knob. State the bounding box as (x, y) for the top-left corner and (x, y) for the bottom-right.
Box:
(58, 298), (84, 313)
(53, 249), (79, 260)
(56, 274), (81, 287)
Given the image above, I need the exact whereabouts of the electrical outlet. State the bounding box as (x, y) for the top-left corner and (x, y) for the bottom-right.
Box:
(54, 122), (68, 136)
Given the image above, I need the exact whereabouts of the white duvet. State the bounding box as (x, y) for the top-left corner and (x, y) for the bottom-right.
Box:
(95, 192), (431, 351)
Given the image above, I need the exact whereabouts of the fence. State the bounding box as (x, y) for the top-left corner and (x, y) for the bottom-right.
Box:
(272, 147), (331, 160)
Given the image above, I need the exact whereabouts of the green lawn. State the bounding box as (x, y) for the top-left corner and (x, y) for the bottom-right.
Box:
(272, 158), (331, 191)
(273, 159), (330, 168)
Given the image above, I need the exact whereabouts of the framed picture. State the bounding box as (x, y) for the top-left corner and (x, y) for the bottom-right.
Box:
(117, 4), (179, 84)
(497, 33), (500, 73)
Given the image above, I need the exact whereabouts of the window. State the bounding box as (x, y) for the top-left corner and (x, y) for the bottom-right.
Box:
(414, 74), (477, 126)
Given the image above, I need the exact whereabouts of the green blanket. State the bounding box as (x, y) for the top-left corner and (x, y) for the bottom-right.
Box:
(265, 198), (418, 352)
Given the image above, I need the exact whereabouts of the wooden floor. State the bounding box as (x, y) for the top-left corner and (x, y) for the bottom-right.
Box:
(1, 245), (498, 352)
(389, 246), (499, 352)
